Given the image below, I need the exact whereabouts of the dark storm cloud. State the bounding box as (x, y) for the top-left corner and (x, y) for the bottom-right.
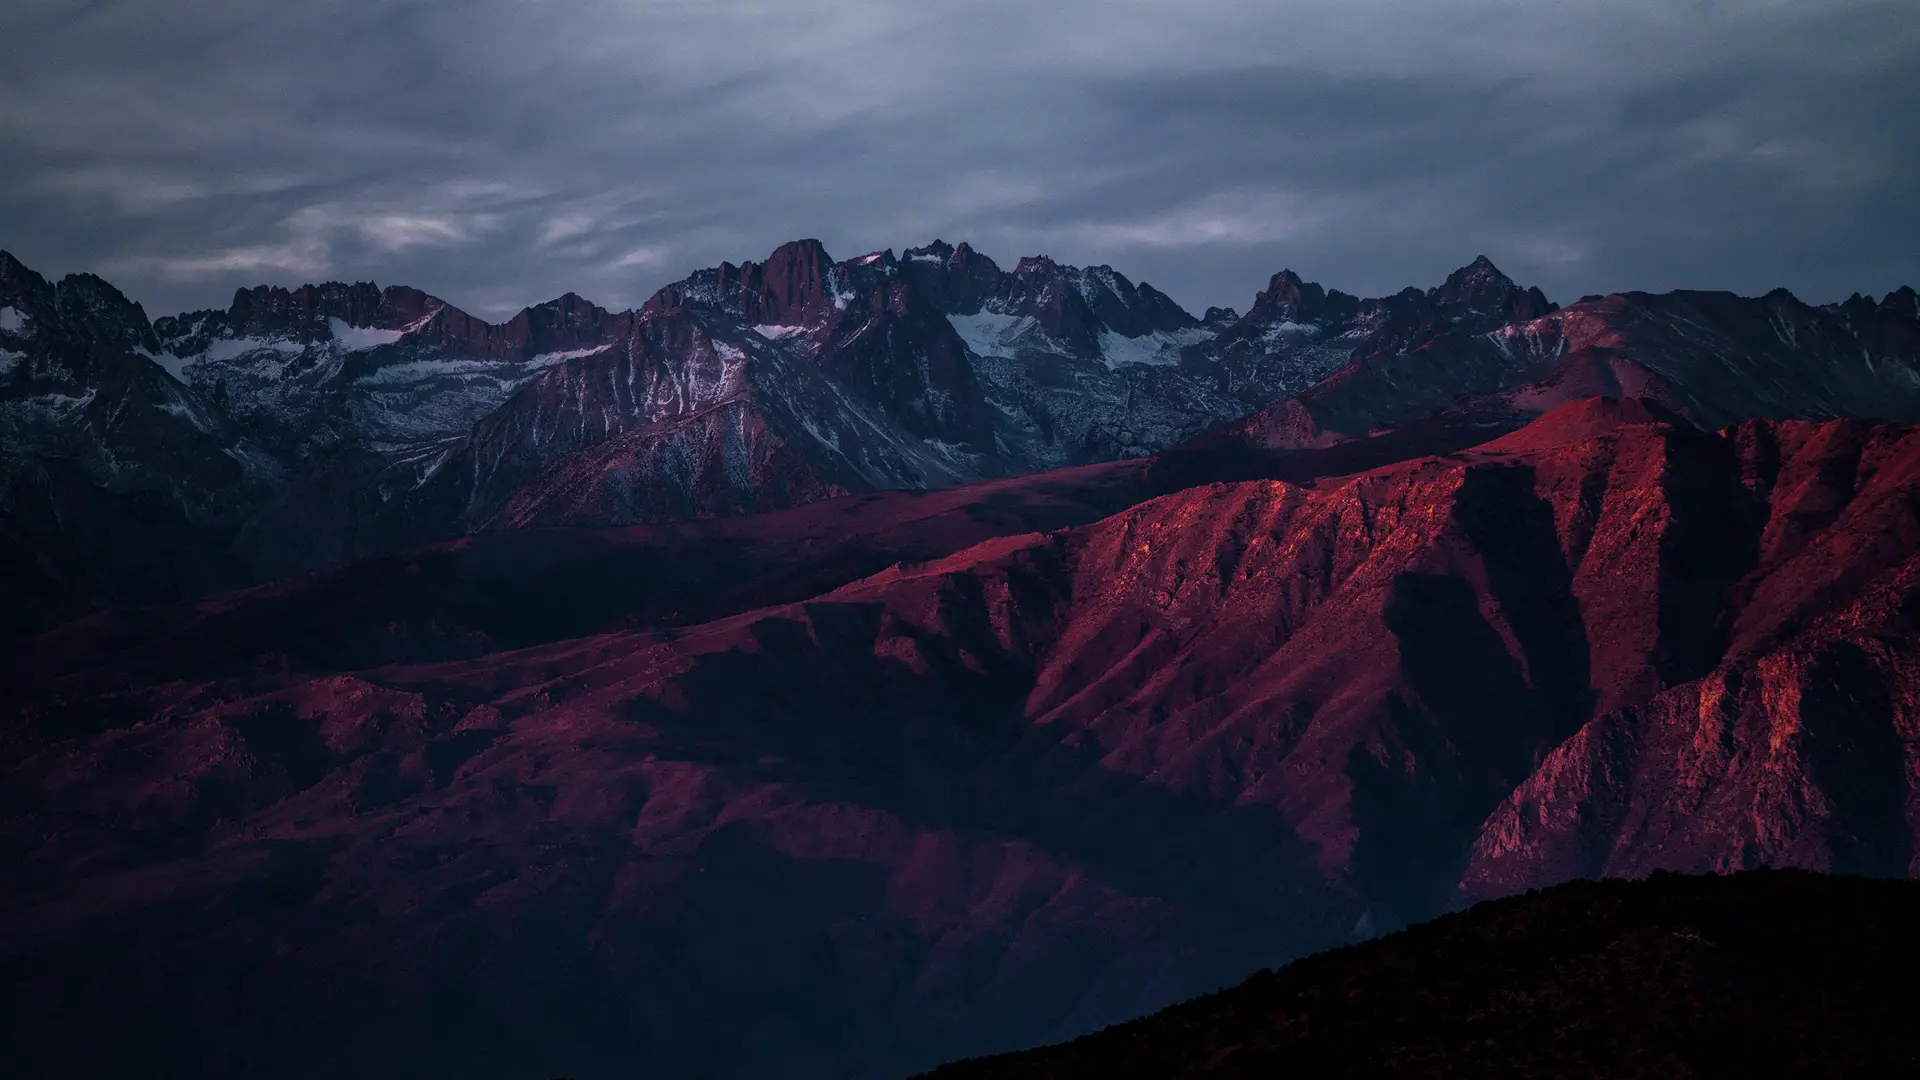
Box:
(1, 0), (1914, 320)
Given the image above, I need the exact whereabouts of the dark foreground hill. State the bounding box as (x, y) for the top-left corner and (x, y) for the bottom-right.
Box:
(920, 869), (1920, 1079)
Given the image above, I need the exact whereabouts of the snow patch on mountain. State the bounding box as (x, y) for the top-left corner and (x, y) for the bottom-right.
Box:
(1097, 327), (1212, 369)
(948, 312), (1039, 358)
(0, 307), (26, 334)
(138, 347), (192, 382)
(15, 388), (96, 416)
(1263, 320), (1317, 341)
(355, 358), (524, 386)
(922, 438), (977, 465)
(202, 337), (306, 364)
(328, 318), (406, 351)
(753, 325), (809, 341)
(530, 345), (614, 367)
(0, 348), (24, 376)
(157, 394), (216, 434)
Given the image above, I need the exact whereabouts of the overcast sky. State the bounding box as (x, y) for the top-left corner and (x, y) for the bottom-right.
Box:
(2, 0), (1915, 320)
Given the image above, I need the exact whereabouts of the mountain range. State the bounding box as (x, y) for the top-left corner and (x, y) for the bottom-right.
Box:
(9, 242), (1914, 634)
(3, 239), (1920, 1078)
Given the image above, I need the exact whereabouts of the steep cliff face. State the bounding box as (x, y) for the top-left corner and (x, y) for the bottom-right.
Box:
(1465, 417), (1920, 895)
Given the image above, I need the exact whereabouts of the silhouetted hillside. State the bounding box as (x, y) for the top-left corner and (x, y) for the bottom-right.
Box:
(920, 869), (1920, 1079)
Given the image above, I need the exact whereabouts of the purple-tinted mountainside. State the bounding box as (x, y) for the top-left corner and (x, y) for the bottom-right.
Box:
(4, 235), (1920, 1079)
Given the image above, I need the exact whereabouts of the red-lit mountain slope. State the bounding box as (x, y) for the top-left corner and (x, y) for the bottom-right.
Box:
(9, 399), (1920, 1078)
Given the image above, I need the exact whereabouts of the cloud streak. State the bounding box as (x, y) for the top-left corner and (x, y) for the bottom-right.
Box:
(2, 0), (1914, 319)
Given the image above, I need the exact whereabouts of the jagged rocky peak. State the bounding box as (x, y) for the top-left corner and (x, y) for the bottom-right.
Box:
(901, 239), (1000, 271)
(905, 239), (955, 262)
(950, 240), (993, 268)
(502, 290), (623, 353)
(1827, 286), (1920, 319)
(755, 237), (839, 316)
(1248, 268), (1355, 325)
(666, 238), (845, 326)
(0, 252), (56, 340)
(1429, 254), (1556, 324)
(1758, 286), (1816, 320)
(984, 253), (1103, 356)
(1075, 265), (1200, 336)
(0, 252), (167, 363)
(153, 279), (458, 354)
(1251, 268), (1314, 320)
(526, 290), (607, 317)
(667, 237), (1204, 343)
(899, 239), (1004, 315)
(367, 284), (443, 329)
(226, 280), (381, 340)
(0, 250), (53, 307)
(370, 287), (633, 363)
(1012, 253), (1060, 279)
(988, 251), (1202, 343)
(844, 247), (898, 269)
(50, 272), (160, 353)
